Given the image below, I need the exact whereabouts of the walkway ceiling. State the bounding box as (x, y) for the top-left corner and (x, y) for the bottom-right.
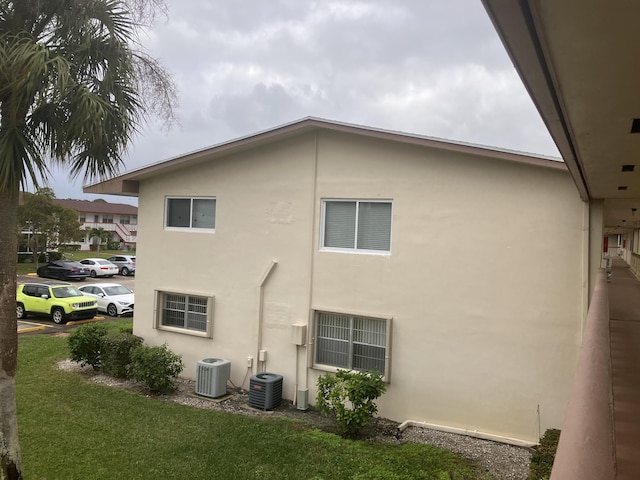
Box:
(482, 0), (640, 235)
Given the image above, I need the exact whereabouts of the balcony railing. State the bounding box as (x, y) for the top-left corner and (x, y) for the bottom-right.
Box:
(83, 222), (136, 243)
(550, 269), (615, 479)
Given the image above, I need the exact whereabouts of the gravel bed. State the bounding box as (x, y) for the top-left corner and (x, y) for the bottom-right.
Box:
(57, 359), (532, 479)
(399, 425), (532, 480)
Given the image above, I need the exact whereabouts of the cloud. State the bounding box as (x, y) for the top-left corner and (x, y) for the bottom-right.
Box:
(47, 0), (558, 201)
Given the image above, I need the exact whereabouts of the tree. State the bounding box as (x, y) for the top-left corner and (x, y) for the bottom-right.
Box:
(0, 1), (176, 477)
(56, 207), (84, 253)
(17, 188), (82, 264)
(88, 226), (110, 252)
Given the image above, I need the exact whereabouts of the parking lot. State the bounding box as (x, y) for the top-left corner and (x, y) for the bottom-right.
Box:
(17, 273), (135, 334)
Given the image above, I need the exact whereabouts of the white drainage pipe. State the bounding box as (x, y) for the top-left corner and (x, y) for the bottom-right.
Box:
(396, 420), (537, 448)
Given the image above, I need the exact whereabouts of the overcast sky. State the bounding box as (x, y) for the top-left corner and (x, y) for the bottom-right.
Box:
(47, 0), (559, 204)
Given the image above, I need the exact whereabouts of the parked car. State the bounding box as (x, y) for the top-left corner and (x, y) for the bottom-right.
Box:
(106, 255), (136, 276)
(78, 283), (134, 317)
(16, 282), (98, 324)
(36, 260), (90, 281)
(79, 258), (119, 278)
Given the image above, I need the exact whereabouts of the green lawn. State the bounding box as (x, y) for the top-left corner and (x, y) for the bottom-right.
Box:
(16, 321), (491, 479)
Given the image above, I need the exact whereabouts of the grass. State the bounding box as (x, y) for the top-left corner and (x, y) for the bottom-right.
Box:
(528, 429), (560, 480)
(16, 320), (491, 479)
(16, 250), (133, 276)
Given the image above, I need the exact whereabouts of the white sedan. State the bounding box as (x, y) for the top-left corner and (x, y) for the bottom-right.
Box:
(79, 283), (134, 317)
(79, 258), (119, 278)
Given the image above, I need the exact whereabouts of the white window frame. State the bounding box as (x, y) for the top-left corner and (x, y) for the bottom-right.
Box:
(311, 309), (391, 380)
(165, 196), (216, 231)
(154, 290), (214, 338)
(320, 199), (392, 254)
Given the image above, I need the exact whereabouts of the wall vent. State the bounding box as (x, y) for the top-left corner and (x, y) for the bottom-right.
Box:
(195, 358), (231, 398)
(249, 373), (283, 410)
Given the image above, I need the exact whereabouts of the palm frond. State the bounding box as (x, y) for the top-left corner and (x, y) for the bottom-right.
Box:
(0, 0), (175, 193)
(0, 124), (48, 192)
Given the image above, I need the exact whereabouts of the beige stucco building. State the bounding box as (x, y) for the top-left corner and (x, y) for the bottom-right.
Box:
(87, 118), (589, 445)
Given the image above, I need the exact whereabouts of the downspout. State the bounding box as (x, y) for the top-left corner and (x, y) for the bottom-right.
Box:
(301, 130), (320, 395)
(257, 259), (277, 373)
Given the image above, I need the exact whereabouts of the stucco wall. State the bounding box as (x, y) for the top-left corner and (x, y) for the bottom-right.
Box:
(135, 133), (317, 386)
(308, 131), (584, 442)
(133, 129), (584, 444)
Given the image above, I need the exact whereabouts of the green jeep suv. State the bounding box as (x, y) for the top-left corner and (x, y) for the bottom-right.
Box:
(17, 282), (98, 324)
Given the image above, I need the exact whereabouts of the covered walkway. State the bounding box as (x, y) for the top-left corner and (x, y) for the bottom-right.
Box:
(608, 256), (640, 479)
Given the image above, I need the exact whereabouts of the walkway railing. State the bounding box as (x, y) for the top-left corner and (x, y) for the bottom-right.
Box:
(83, 222), (136, 243)
(550, 269), (615, 479)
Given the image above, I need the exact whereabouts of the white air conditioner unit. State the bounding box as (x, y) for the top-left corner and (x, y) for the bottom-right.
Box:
(195, 358), (231, 398)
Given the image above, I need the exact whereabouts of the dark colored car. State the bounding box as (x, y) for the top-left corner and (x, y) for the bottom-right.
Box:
(36, 260), (90, 281)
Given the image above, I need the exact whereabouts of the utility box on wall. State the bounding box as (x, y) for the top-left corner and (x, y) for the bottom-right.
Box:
(291, 324), (307, 345)
(297, 388), (309, 410)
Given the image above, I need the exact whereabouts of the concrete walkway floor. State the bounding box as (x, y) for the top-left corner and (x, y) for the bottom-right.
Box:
(607, 257), (640, 479)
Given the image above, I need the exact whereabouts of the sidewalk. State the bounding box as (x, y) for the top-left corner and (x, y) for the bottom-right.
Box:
(607, 257), (640, 479)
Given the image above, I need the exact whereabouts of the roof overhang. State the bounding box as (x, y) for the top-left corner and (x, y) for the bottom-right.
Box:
(84, 117), (565, 197)
(483, 0), (640, 234)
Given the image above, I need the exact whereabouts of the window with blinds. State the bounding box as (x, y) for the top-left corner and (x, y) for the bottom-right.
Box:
(157, 291), (213, 337)
(315, 311), (388, 375)
(166, 197), (216, 230)
(322, 200), (392, 252)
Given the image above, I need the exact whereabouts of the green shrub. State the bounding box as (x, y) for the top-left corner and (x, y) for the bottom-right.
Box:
(46, 251), (63, 261)
(59, 244), (81, 251)
(128, 344), (184, 393)
(316, 370), (387, 437)
(107, 240), (121, 250)
(17, 253), (32, 264)
(528, 428), (561, 480)
(68, 323), (109, 370)
(101, 333), (143, 379)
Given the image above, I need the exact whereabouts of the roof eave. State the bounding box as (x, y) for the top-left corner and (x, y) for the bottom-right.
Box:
(84, 116), (566, 195)
(482, 0), (589, 200)
(83, 178), (139, 196)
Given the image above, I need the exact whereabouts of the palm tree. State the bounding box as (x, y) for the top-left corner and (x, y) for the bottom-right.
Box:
(89, 226), (110, 252)
(0, 1), (176, 476)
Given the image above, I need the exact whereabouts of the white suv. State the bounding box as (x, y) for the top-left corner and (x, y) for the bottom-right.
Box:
(106, 255), (136, 276)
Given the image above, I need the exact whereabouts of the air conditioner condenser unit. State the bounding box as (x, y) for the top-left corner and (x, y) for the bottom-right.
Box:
(249, 373), (283, 410)
(195, 358), (231, 398)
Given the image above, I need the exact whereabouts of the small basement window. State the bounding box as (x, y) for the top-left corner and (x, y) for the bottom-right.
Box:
(313, 310), (391, 378)
(155, 291), (214, 337)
